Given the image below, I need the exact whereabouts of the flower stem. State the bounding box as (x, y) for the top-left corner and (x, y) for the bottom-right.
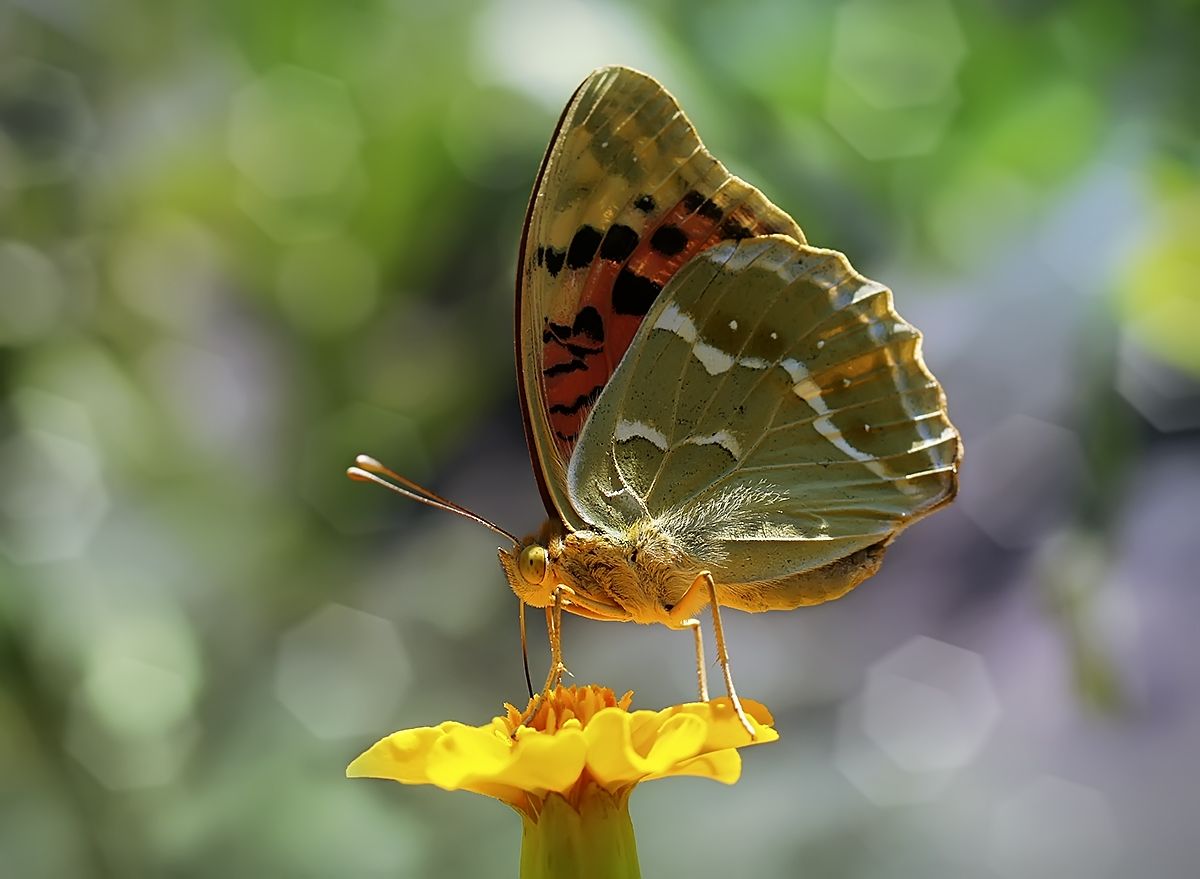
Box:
(519, 786), (641, 879)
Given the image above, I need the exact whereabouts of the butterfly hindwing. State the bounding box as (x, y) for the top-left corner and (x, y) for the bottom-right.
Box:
(517, 67), (804, 529)
(567, 236), (960, 593)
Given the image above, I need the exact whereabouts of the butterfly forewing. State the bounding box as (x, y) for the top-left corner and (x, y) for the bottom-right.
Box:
(567, 236), (960, 586)
(517, 66), (804, 528)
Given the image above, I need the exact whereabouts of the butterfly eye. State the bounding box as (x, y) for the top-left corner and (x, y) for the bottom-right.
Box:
(518, 545), (549, 585)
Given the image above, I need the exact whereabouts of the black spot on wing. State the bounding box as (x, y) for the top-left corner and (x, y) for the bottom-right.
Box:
(565, 341), (602, 357)
(566, 225), (602, 270)
(572, 305), (604, 341)
(720, 219), (753, 240)
(535, 245), (545, 266)
(634, 194), (656, 212)
(549, 384), (604, 415)
(697, 198), (723, 220)
(680, 189), (721, 219)
(544, 317), (603, 356)
(545, 339), (602, 357)
(599, 224), (639, 262)
(543, 358), (588, 377)
(612, 268), (662, 316)
(545, 247), (565, 277)
(650, 224), (688, 256)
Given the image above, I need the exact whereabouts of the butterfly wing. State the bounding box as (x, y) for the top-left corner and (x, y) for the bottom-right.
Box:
(517, 66), (804, 529)
(567, 236), (960, 599)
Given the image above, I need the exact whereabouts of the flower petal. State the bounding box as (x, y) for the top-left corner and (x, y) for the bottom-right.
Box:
(426, 724), (514, 789)
(347, 724), (459, 784)
(584, 707), (709, 787)
(651, 750), (743, 784)
(661, 698), (778, 752)
(489, 726), (588, 796)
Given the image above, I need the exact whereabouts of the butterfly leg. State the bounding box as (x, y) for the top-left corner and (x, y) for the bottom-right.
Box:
(666, 579), (713, 704)
(678, 618), (710, 702)
(515, 585), (572, 732)
(544, 585), (573, 691)
(697, 572), (754, 738)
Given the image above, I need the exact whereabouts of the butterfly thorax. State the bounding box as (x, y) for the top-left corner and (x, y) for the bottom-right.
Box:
(500, 519), (701, 626)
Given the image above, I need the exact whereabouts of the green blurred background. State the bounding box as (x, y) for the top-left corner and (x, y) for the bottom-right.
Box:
(2, 0), (1198, 876)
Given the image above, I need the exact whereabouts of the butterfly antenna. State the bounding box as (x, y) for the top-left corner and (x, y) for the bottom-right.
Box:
(347, 454), (520, 546)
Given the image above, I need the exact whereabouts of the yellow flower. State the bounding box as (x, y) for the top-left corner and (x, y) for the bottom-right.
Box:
(348, 684), (778, 878)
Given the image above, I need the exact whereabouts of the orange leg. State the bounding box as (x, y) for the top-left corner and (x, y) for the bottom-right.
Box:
(677, 618), (709, 702)
(670, 572), (753, 736)
(543, 588), (570, 692)
(516, 585), (572, 731)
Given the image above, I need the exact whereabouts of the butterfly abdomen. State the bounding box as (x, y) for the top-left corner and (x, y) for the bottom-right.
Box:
(719, 541), (889, 613)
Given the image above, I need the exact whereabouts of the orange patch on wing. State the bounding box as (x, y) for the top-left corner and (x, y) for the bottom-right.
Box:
(541, 196), (786, 453)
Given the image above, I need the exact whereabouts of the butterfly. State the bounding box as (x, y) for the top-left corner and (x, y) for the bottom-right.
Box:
(351, 66), (960, 732)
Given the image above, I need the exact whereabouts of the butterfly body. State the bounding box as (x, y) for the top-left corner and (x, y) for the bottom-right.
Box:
(502, 522), (694, 625)
(500, 520), (889, 627)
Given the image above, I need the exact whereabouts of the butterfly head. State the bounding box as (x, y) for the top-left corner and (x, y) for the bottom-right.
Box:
(501, 527), (651, 623)
(498, 540), (555, 607)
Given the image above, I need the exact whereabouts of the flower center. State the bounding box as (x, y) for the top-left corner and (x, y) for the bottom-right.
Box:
(504, 685), (635, 735)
